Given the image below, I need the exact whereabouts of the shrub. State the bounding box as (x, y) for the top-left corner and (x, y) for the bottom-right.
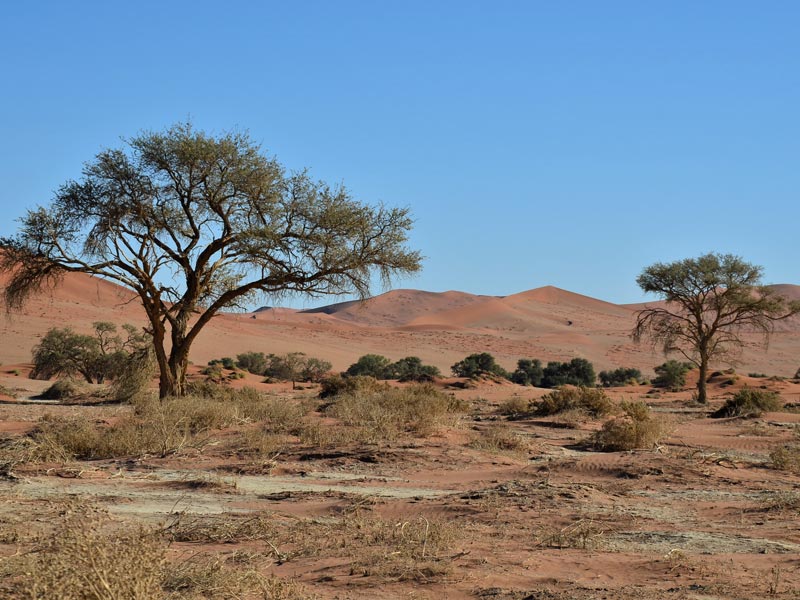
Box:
(319, 374), (387, 398)
(208, 357), (236, 370)
(39, 379), (80, 400)
(770, 444), (800, 473)
(112, 348), (155, 403)
(263, 352), (331, 387)
(346, 354), (394, 379)
(598, 367), (644, 387)
(326, 383), (464, 440)
(22, 507), (165, 600)
(300, 356), (332, 382)
(235, 351), (268, 375)
(468, 425), (531, 455)
(652, 360), (693, 391)
(451, 353), (509, 379)
(590, 401), (671, 451)
(511, 358), (544, 386)
(535, 386), (615, 418)
(390, 356), (440, 382)
(498, 396), (531, 417)
(711, 388), (783, 418)
(541, 358), (595, 388)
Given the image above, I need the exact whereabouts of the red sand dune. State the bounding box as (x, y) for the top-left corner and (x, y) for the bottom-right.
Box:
(1, 271), (799, 377)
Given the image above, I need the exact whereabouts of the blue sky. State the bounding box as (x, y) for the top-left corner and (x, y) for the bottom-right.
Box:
(1, 1), (798, 308)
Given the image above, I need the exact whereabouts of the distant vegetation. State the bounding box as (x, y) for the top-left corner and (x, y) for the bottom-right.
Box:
(652, 360), (693, 391)
(598, 367), (645, 387)
(31, 322), (148, 385)
(345, 354), (440, 382)
(451, 353), (509, 379)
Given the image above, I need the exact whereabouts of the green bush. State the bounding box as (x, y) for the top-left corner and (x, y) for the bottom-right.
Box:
(235, 351), (268, 375)
(391, 356), (440, 382)
(263, 352), (331, 387)
(598, 367), (644, 387)
(346, 354), (394, 379)
(511, 359), (544, 386)
(711, 388), (783, 418)
(652, 360), (693, 391)
(451, 353), (509, 379)
(535, 386), (615, 418)
(541, 358), (596, 388)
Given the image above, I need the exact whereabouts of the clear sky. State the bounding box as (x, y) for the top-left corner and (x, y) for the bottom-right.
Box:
(1, 1), (798, 308)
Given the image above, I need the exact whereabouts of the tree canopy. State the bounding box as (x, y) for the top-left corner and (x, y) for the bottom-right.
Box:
(633, 253), (800, 403)
(1, 123), (421, 397)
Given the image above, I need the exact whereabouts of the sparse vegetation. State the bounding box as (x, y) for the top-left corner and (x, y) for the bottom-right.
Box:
(770, 444), (800, 473)
(590, 401), (671, 451)
(535, 386), (615, 418)
(235, 351), (269, 375)
(711, 388), (783, 418)
(39, 379), (80, 400)
(325, 383), (465, 441)
(346, 354), (394, 379)
(468, 425), (531, 456)
(263, 352), (332, 388)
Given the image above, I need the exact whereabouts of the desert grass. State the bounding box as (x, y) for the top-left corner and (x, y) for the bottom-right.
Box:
(497, 396), (531, 418)
(325, 383), (465, 442)
(770, 444), (800, 474)
(468, 424), (532, 457)
(535, 386), (616, 419)
(590, 401), (672, 451)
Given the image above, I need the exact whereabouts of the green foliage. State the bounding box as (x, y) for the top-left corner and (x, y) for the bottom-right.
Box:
(711, 388), (783, 418)
(598, 367), (644, 387)
(300, 356), (333, 382)
(451, 353), (509, 379)
(31, 322), (147, 384)
(235, 351), (268, 375)
(535, 386), (615, 418)
(511, 359), (544, 386)
(541, 358), (596, 388)
(263, 352), (331, 386)
(390, 356), (441, 382)
(346, 354), (394, 379)
(2, 122), (421, 398)
(208, 357), (236, 370)
(652, 360), (693, 391)
(634, 253), (800, 403)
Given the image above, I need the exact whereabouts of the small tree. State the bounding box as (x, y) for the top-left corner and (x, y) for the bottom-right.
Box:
(511, 358), (544, 386)
(451, 353), (508, 379)
(390, 356), (440, 382)
(634, 253), (800, 403)
(1, 123), (420, 398)
(346, 354), (393, 379)
(300, 357), (332, 383)
(541, 358), (596, 388)
(651, 360), (692, 391)
(598, 367), (644, 387)
(235, 351), (268, 375)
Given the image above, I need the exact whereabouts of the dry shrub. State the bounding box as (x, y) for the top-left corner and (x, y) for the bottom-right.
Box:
(39, 379), (80, 400)
(590, 401), (671, 451)
(327, 383), (464, 441)
(15, 506), (165, 600)
(319, 374), (387, 398)
(711, 388), (784, 418)
(468, 425), (531, 456)
(770, 444), (800, 473)
(758, 490), (800, 512)
(166, 513), (279, 544)
(112, 348), (155, 403)
(229, 428), (290, 459)
(498, 396), (531, 418)
(535, 386), (615, 419)
(297, 422), (367, 447)
(536, 518), (607, 550)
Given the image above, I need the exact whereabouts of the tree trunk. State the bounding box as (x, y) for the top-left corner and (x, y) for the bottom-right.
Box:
(696, 356), (708, 404)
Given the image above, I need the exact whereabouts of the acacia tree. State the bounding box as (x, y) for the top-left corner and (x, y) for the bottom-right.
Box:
(633, 253), (800, 403)
(1, 123), (421, 398)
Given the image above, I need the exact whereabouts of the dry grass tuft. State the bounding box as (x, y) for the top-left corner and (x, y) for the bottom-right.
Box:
(535, 386), (615, 419)
(8, 505), (165, 600)
(498, 396), (531, 418)
(326, 383), (465, 442)
(468, 425), (532, 456)
(590, 401), (672, 451)
(535, 518), (608, 550)
(770, 444), (800, 473)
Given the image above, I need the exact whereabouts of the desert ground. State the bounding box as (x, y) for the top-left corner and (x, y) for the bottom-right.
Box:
(1, 272), (800, 599)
